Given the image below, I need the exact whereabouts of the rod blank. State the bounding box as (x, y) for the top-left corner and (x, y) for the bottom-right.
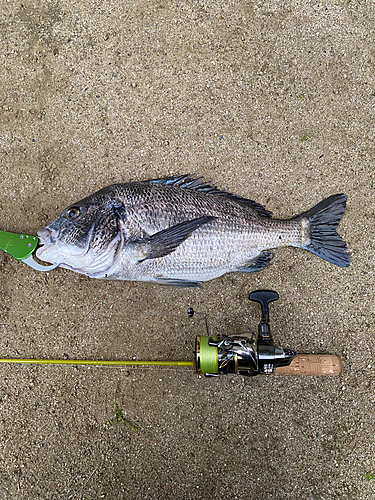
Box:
(0, 359), (193, 367)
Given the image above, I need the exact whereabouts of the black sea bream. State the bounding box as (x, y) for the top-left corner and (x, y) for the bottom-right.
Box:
(36, 175), (350, 287)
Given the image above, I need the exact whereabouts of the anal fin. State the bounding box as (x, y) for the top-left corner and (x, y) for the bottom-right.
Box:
(236, 251), (274, 273)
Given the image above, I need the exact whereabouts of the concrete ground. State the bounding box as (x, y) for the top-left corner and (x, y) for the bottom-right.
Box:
(0, 0), (374, 498)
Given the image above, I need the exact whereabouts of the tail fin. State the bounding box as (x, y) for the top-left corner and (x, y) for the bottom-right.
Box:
(297, 194), (350, 267)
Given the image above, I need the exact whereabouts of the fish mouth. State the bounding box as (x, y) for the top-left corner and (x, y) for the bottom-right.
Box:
(37, 227), (60, 248)
(36, 227), (60, 261)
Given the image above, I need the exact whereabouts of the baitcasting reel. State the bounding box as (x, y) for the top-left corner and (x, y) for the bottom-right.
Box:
(192, 290), (342, 377)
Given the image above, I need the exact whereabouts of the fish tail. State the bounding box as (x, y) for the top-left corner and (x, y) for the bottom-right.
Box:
(296, 194), (350, 267)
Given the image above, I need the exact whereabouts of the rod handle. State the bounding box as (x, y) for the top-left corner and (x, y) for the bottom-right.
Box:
(274, 354), (343, 376)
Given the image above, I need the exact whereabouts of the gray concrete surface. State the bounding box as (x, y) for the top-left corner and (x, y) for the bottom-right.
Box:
(0, 1), (374, 498)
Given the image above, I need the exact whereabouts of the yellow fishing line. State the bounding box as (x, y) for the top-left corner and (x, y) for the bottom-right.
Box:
(0, 359), (193, 367)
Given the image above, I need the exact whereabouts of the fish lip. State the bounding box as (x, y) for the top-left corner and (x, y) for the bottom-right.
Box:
(36, 228), (60, 260)
(37, 227), (60, 246)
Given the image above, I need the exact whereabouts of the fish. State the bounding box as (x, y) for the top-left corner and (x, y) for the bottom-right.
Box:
(36, 175), (350, 287)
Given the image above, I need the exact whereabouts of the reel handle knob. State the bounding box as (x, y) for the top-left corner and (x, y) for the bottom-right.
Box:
(249, 290), (279, 321)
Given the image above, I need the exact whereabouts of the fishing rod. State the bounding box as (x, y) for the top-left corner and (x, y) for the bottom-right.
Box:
(0, 231), (342, 377)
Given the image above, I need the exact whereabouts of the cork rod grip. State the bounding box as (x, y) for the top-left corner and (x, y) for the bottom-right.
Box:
(274, 354), (343, 376)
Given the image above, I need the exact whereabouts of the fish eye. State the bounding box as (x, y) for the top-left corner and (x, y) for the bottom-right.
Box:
(66, 207), (81, 220)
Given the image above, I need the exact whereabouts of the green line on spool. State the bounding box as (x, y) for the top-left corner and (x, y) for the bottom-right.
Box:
(198, 336), (218, 374)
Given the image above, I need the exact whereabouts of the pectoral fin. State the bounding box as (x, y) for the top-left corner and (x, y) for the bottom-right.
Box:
(136, 216), (216, 262)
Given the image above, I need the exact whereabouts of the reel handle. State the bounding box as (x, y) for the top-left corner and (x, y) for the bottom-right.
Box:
(249, 290), (279, 342)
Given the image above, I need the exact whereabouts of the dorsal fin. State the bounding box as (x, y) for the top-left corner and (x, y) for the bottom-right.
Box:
(145, 175), (273, 218)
